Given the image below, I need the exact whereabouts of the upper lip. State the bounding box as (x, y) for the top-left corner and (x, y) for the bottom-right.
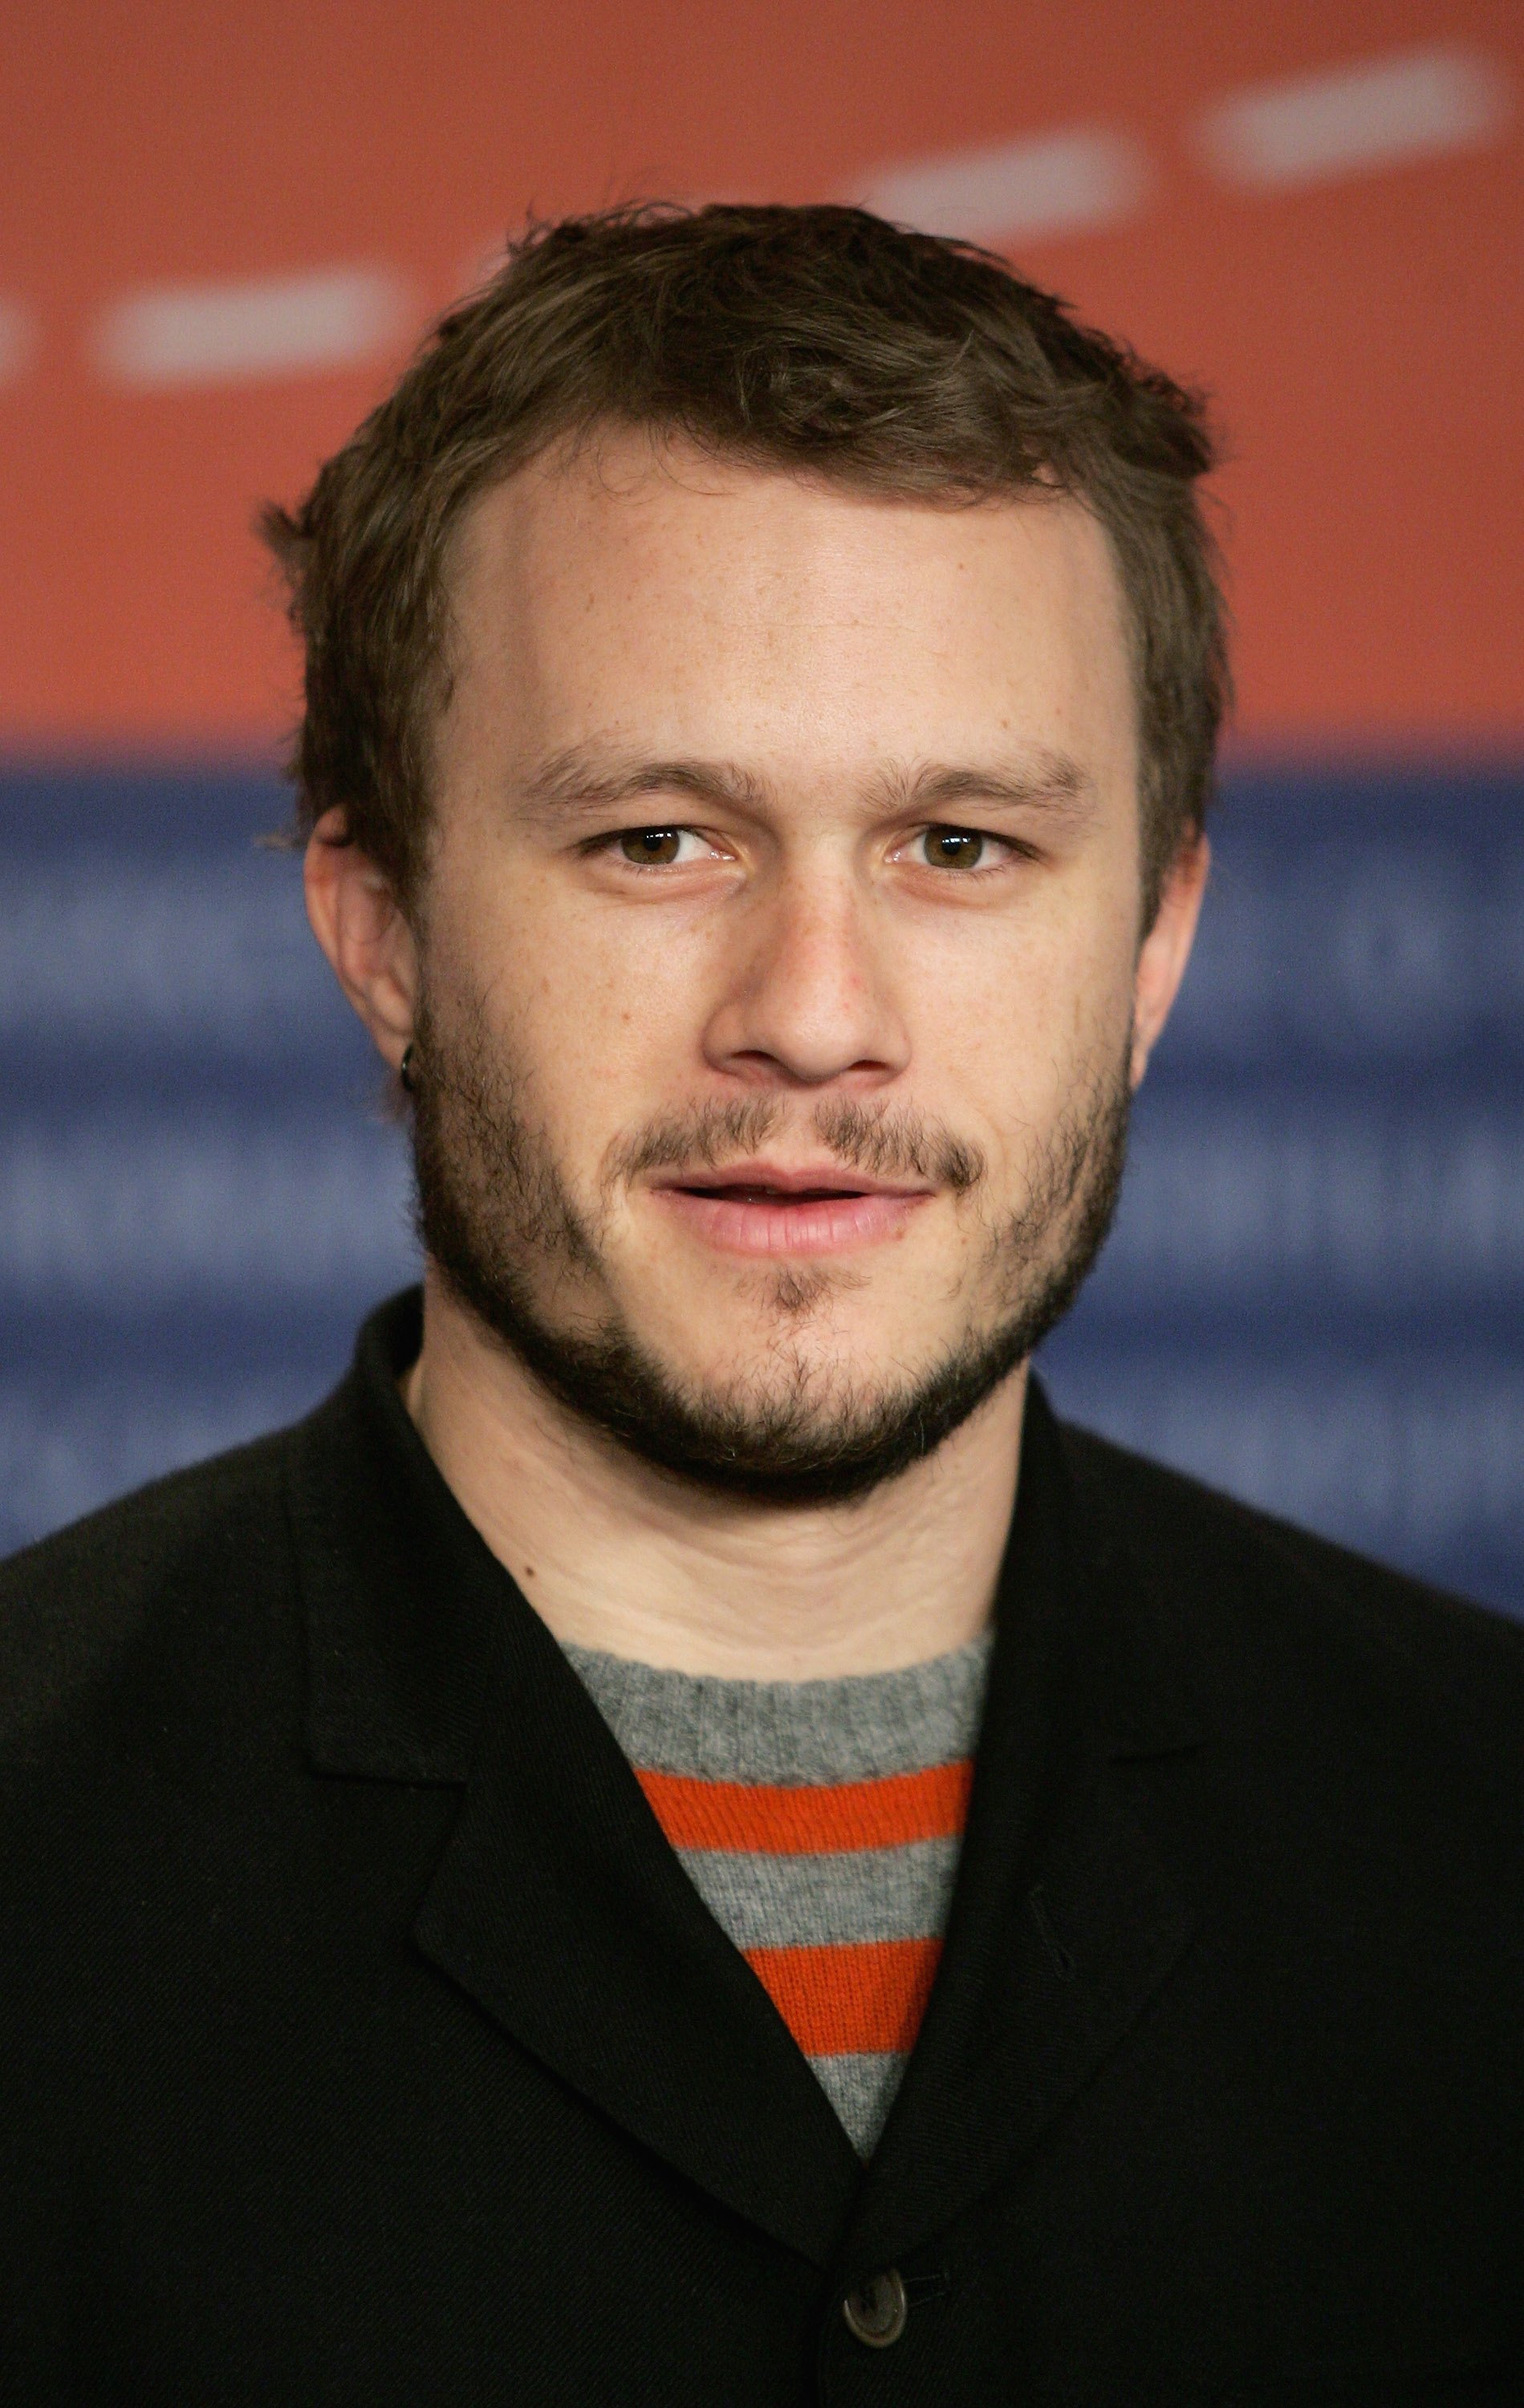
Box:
(653, 1158), (933, 1198)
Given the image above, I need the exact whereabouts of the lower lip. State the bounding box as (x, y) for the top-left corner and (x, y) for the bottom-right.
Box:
(654, 1186), (932, 1258)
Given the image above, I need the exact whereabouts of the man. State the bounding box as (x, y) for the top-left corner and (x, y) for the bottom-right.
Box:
(2, 206), (1520, 2404)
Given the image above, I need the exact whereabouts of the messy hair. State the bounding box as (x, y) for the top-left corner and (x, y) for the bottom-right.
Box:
(263, 202), (1228, 918)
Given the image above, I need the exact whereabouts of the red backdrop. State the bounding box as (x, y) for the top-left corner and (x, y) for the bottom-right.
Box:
(2, 0), (1519, 757)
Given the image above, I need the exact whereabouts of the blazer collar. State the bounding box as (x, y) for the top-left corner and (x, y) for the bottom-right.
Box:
(290, 1293), (862, 2260)
(289, 1292), (1199, 2269)
(293, 1290), (514, 1785)
(840, 1393), (1199, 2272)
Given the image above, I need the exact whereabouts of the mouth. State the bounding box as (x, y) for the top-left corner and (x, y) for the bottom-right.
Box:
(650, 1159), (935, 1259)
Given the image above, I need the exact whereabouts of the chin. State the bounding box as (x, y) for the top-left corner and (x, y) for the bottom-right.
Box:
(656, 1323), (955, 1426)
(642, 1279), (930, 1376)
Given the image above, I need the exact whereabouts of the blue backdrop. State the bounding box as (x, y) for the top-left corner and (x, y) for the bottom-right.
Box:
(2, 763), (1519, 1617)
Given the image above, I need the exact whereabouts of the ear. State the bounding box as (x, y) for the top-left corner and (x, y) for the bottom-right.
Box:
(1130, 835), (1209, 1090)
(303, 807), (419, 1076)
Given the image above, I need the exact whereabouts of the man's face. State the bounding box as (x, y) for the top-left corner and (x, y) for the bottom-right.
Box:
(404, 432), (1196, 1499)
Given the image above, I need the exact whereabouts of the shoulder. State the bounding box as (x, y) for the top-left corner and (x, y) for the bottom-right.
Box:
(0, 1423), (300, 1770)
(1056, 1414), (1524, 1804)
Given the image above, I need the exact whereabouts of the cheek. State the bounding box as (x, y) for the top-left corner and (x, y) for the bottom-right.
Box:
(444, 866), (712, 1150)
(919, 900), (1137, 1153)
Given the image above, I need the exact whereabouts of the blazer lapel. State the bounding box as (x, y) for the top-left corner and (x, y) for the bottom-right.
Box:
(411, 1615), (862, 2261)
(844, 1386), (1200, 2270)
(290, 1300), (862, 2268)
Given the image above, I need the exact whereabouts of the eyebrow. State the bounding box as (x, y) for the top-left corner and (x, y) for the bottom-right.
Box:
(520, 746), (772, 818)
(868, 751), (1094, 818)
(518, 741), (1094, 822)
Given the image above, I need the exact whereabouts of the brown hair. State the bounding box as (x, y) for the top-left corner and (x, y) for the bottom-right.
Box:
(263, 203), (1228, 917)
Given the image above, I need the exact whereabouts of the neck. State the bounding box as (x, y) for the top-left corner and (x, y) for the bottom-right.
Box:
(403, 1266), (1026, 1679)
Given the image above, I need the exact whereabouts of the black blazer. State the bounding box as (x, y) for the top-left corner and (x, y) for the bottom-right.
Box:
(2, 1291), (1522, 2405)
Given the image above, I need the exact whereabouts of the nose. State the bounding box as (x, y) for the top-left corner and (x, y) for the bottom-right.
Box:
(701, 860), (912, 1090)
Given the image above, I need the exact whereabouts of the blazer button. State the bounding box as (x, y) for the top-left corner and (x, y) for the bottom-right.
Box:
(841, 2268), (908, 2348)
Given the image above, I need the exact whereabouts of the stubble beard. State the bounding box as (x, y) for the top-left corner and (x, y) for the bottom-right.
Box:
(408, 988), (1131, 1505)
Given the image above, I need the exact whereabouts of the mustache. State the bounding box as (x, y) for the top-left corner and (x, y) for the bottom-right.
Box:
(606, 1096), (986, 1194)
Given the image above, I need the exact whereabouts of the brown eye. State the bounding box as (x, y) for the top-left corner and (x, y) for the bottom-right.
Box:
(921, 828), (986, 868)
(619, 828), (683, 865)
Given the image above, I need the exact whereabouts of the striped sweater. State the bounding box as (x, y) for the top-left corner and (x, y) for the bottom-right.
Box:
(563, 1633), (993, 2158)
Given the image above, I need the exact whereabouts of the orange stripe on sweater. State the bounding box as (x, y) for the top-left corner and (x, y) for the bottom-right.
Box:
(635, 1758), (973, 1854)
(745, 1937), (942, 2056)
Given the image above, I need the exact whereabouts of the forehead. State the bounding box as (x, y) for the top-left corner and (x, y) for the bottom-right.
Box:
(443, 431), (1136, 778)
